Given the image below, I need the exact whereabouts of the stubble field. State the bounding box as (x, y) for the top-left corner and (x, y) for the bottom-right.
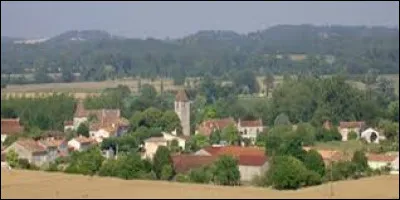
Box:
(1, 169), (399, 199)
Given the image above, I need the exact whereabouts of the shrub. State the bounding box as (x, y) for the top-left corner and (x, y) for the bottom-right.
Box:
(304, 170), (322, 186)
(160, 164), (174, 181)
(303, 149), (326, 176)
(265, 156), (309, 190)
(153, 146), (172, 179)
(212, 155), (241, 186)
(175, 173), (190, 183)
(189, 166), (212, 183)
(348, 131), (358, 140)
(352, 150), (368, 172)
(327, 161), (358, 181)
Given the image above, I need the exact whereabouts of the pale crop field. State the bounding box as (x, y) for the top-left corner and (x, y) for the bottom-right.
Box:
(1, 169), (398, 199)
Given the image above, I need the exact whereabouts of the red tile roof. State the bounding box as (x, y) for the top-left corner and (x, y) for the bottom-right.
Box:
(72, 136), (94, 144)
(197, 118), (236, 136)
(339, 121), (366, 129)
(367, 153), (398, 163)
(64, 121), (73, 126)
(15, 139), (47, 154)
(175, 89), (189, 102)
(172, 155), (218, 173)
(1, 118), (24, 135)
(239, 119), (263, 127)
(201, 146), (267, 166)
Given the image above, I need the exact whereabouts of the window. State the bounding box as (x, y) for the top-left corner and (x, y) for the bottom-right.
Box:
(244, 129), (248, 135)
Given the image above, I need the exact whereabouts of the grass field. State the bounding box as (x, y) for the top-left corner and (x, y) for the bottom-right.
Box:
(1, 169), (398, 199)
(1, 74), (398, 100)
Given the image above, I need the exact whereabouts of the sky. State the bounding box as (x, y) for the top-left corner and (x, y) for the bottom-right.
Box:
(1, 1), (399, 39)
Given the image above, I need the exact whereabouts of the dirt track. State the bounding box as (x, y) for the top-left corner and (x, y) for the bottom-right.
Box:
(1, 169), (398, 199)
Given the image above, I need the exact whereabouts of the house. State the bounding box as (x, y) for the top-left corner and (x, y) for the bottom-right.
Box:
(303, 147), (348, 166)
(89, 117), (130, 143)
(360, 128), (385, 144)
(5, 139), (48, 166)
(338, 121), (366, 141)
(196, 118), (236, 137)
(367, 153), (398, 171)
(38, 138), (68, 161)
(1, 118), (24, 143)
(194, 146), (268, 182)
(143, 137), (168, 160)
(64, 121), (74, 132)
(162, 132), (188, 150)
(64, 100), (129, 142)
(68, 136), (95, 152)
(172, 154), (218, 174)
(237, 119), (264, 144)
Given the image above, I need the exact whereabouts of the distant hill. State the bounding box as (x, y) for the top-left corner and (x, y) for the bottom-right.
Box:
(1, 25), (398, 83)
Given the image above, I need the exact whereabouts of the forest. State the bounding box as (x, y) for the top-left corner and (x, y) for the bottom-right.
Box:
(1, 25), (399, 85)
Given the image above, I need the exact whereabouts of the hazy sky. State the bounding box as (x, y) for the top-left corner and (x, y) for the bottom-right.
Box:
(1, 1), (399, 39)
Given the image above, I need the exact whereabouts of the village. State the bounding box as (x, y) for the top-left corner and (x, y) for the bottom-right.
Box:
(1, 89), (398, 186)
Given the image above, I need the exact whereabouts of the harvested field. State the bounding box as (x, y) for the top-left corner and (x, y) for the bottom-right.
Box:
(1, 78), (184, 99)
(1, 169), (398, 199)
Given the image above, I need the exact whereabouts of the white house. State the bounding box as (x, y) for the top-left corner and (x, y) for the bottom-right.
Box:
(391, 156), (399, 174)
(143, 137), (168, 160)
(5, 139), (49, 166)
(367, 153), (398, 171)
(360, 128), (385, 144)
(161, 132), (187, 150)
(237, 119), (264, 144)
(338, 121), (366, 141)
(68, 136), (95, 152)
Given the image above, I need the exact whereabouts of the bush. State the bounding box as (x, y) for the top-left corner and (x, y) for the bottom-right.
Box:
(348, 131), (358, 140)
(76, 123), (89, 137)
(175, 173), (190, 183)
(189, 166), (212, 184)
(316, 128), (342, 142)
(304, 170), (322, 186)
(160, 164), (174, 180)
(327, 161), (358, 181)
(212, 155), (241, 186)
(265, 156), (309, 190)
(303, 149), (326, 176)
(153, 146), (174, 179)
(352, 150), (368, 172)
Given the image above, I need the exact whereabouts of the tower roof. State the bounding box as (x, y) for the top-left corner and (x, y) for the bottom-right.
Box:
(175, 89), (189, 102)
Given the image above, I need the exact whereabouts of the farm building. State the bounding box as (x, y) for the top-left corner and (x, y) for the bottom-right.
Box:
(1, 118), (24, 143)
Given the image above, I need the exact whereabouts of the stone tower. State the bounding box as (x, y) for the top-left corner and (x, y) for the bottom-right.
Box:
(174, 89), (190, 136)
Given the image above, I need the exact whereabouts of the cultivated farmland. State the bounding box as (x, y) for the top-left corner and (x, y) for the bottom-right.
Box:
(1, 169), (399, 199)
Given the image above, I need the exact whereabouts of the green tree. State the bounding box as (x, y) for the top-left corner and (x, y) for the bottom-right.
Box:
(160, 164), (174, 180)
(212, 155), (241, 186)
(6, 149), (19, 168)
(153, 146), (172, 179)
(141, 84), (157, 100)
(161, 110), (182, 134)
(265, 155), (310, 190)
(222, 123), (240, 145)
(65, 147), (104, 175)
(189, 166), (212, 183)
(263, 72), (275, 97)
(303, 150), (326, 176)
(168, 139), (181, 153)
(295, 123), (317, 145)
(387, 101), (399, 122)
(209, 129), (221, 145)
(232, 70), (259, 94)
(274, 113), (291, 126)
(348, 131), (358, 140)
(76, 123), (89, 137)
(378, 119), (399, 141)
(352, 150), (368, 172)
